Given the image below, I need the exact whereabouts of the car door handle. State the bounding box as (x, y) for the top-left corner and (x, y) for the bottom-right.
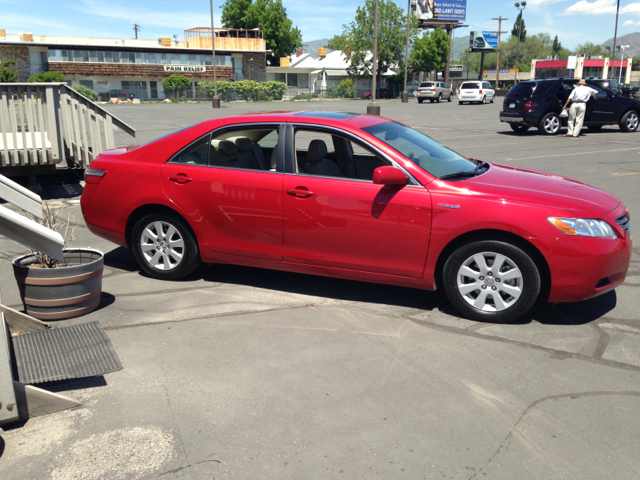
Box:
(169, 174), (192, 184)
(286, 187), (314, 198)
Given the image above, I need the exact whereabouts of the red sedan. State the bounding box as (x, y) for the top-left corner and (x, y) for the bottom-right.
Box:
(81, 111), (632, 323)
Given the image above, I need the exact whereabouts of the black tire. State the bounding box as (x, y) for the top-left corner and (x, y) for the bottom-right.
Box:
(448, 93), (453, 102)
(459, 101), (465, 105)
(442, 240), (541, 323)
(132, 213), (201, 280)
(481, 96), (487, 104)
(587, 125), (603, 131)
(619, 110), (639, 132)
(490, 94), (495, 103)
(430, 99), (435, 103)
(538, 112), (561, 135)
(510, 124), (530, 133)
(437, 93), (442, 103)
(418, 98), (423, 104)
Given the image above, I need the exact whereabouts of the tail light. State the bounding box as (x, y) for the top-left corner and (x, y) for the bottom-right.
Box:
(458, 90), (461, 95)
(430, 88), (436, 91)
(85, 168), (106, 184)
(479, 89), (483, 94)
(524, 100), (539, 111)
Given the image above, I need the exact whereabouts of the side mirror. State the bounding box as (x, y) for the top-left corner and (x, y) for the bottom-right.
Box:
(373, 166), (408, 186)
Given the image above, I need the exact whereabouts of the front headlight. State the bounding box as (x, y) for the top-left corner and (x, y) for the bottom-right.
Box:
(548, 217), (618, 239)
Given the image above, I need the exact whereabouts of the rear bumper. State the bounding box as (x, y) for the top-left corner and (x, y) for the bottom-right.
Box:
(417, 92), (439, 98)
(500, 111), (539, 127)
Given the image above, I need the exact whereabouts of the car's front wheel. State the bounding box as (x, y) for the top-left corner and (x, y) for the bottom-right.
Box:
(132, 213), (201, 280)
(443, 240), (541, 323)
(539, 112), (561, 135)
(620, 110), (639, 132)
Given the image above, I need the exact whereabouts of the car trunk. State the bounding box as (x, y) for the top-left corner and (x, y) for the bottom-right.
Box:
(459, 83), (480, 96)
(503, 83), (536, 113)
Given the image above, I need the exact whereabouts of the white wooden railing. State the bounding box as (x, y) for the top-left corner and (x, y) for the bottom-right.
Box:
(0, 83), (135, 169)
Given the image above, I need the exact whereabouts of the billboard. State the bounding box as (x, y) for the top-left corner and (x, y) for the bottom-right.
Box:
(469, 31), (498, 51)
(412, 0), (467, 22)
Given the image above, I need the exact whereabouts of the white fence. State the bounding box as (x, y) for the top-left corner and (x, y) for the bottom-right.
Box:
(0, 83), (135, 169)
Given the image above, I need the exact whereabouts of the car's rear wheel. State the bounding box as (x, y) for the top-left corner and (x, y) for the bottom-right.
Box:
(481, 96), (487, 104)
(620, 110), (639, 132)
(430, 99), (435, 103)
(443, 240), (541, 323)
(448, 93), (453, 102)
(132, 213), (201, 280)
(538, 113), (561, 135)
(510, 124), (530, 133)
(437, 93), (442, 103)
(418, 98), (423, 104)
(490, 94), (495, 103)
(459, 101), (465, 105)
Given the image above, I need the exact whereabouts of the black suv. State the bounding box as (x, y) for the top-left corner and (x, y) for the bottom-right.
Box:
(500, 78), (640, 135)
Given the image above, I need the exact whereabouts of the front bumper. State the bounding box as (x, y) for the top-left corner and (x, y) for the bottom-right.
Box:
(536, 204), (632, 303)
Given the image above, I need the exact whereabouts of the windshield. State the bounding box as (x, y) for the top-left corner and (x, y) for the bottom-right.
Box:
(460, 83), (479, 89)
(361, 121), (478, 179)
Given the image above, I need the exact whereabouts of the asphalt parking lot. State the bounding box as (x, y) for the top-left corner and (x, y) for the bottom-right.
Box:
(1, 98), (639, 480)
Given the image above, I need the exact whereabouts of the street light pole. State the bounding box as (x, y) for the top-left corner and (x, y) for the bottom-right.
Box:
(514, 2), (526, 83)
(367, 0), (381, 115)
(618, 45), (629, 84)
(402, 0), (411, 103)
(611, 0), (620, 80)
(210, 0), (220, 108)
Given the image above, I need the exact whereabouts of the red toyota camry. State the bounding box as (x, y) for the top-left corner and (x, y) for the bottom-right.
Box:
(81, 111), (632, 323)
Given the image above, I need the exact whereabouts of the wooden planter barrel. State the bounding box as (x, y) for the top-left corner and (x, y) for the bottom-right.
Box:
(13, 248), (104, 321)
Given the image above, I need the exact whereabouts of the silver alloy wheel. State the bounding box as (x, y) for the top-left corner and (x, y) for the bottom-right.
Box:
(626, 111), (639, 131)
(139, 220), (185, 271)
(543, 115), (560, 134)
(456, 251), (523, 312)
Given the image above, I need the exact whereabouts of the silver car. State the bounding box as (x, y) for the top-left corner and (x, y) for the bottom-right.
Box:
(417, 82), (454, 103)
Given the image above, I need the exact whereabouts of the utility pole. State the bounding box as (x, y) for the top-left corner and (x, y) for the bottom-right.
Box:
(402, 0), (411, 103)
(611, 0), (621, 80)
(514, 2), (526, 83)
(367, 0), (380, 115)
(210, 0), (220, 108)
(492, 17), (508, 88)
(133, 24), (141, 39)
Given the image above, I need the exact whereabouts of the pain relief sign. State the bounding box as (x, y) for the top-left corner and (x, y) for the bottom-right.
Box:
(163, 65), (207, 73)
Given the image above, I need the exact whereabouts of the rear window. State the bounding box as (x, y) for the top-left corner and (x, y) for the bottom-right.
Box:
(531, 82), (555, 96)
(460, 83), (479, 89)
(420, 82), (434, 87)
(507, 83), (536, 97)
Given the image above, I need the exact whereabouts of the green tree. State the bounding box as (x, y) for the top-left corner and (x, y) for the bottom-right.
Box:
(574, 42), (604, 57)
(162, 75), (191, 100)
(326, 34), (349, 53)
(0, 59), (18, 83)
(552, 35), (562, 55)
(220, 0), (302, 65)
(409, 28), (450, 76)
(633, 57), (640, 70)
(511, 12), (526, 42)
(337, 0), (418, 84)
(71, 84), (98, 101)
(27, 71), (65, 82)
(221, 0), (252, 28)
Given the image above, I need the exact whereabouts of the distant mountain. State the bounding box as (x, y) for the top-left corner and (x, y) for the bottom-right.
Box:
(602, 32), (640, 57)
(301, 38), (332, 58)
(451, 36), (468, 61)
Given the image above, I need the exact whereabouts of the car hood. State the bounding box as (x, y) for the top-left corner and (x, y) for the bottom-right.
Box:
(461, 163), (620, 218)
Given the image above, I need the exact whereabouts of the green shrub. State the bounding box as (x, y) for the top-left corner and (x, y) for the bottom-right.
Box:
(258, 81), (287, 101)
(162, 75), (191, 100)
(27, 71), (66, 82)
(233, 80), (261, 101)
(0, 59), (18, 83)
(198, 80), (234, 100)
(292, 93), (313, 101)
(334, 78), (356, 98)
(71, 84), (98, 101)
(322, 86), (339, 98)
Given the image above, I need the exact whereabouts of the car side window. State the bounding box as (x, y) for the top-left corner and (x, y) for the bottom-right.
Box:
(209, 126), (279, 171)
(293, 129), (391, 181)
(169, 134), (211, 165)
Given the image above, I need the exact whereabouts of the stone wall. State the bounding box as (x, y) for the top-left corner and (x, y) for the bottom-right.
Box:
(0, 45), (30, 81)
(242, 53), (267, 82)
(48, 62), (233, 81)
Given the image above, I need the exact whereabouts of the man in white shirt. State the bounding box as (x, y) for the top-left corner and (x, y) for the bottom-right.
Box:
(563, 79), (598, 137)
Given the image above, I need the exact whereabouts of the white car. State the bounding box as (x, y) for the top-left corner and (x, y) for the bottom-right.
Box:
(458, 81), (496, 105)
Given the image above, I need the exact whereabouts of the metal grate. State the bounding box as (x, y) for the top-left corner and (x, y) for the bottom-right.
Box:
(12, 321), (122, 384)
(615, 214), (631, 236)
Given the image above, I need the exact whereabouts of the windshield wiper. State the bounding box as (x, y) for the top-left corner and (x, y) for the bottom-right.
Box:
(439, 161), (489, 180)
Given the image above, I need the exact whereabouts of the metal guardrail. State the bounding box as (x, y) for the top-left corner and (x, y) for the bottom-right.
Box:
(0, 83), (136, 169)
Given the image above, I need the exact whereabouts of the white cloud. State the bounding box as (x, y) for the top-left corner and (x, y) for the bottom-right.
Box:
(525, 0), (567, 5)
(562, 0), (640, 16)
(622, 19), (635, 25)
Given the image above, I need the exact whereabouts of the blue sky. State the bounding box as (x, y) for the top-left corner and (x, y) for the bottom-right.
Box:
(2, 0), (640, 49)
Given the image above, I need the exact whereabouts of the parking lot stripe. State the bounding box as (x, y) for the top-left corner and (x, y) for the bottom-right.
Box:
(504, 147), (640, 161)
